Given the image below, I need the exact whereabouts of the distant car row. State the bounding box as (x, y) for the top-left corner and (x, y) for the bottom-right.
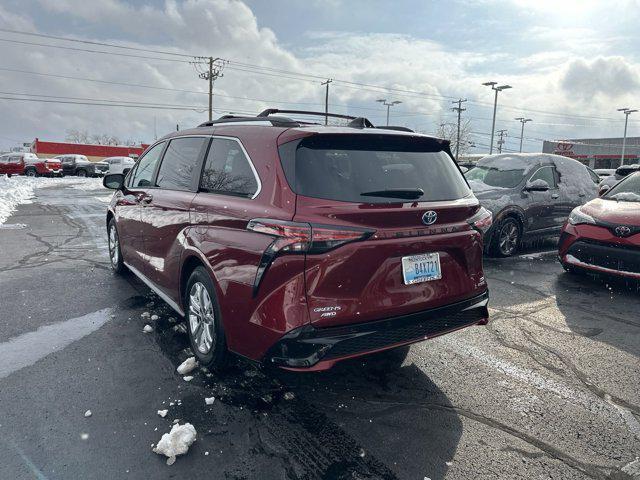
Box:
(0, 152), (136, 177)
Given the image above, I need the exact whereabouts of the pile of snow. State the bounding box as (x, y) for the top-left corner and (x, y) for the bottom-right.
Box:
(157, 409), (168, 418)
(153, 423), (197, 465)
(177, 357), (197, 375)
(0, 176), (40, 225)
(143, 325), (154, 333)
(204, 397), (215, 405)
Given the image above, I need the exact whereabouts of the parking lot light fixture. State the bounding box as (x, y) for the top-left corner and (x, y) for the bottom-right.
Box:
(515, 117), (532, 153)
(483, 82), (512, 154)
(618, 108), (638, 165)
(376, 99), (403, 126)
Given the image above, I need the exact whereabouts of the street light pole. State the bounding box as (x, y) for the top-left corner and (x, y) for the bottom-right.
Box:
(483, 81), (512, 154)
(376, 99), (402, 126)
(515, 117), (532, 153)
(451, 98), (467, 161)
(618, 108), (637, 166)
(321, 79), (333, 125)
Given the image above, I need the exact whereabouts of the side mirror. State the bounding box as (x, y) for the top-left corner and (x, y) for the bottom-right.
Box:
(598, 185), (610, 196)
(525, 179), (550, 192)
(103, 173), (124, 190)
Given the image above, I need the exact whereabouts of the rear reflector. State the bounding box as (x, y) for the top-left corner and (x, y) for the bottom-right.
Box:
(247, 218), (374, 295)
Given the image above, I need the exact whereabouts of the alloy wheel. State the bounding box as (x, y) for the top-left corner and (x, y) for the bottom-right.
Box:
(499, 222), (519, 256)
(188, 282), (215, 354)
(108, 224), (119, 267)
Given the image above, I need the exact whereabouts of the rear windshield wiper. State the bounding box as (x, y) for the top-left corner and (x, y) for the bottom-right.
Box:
(360, 188), (424, 200)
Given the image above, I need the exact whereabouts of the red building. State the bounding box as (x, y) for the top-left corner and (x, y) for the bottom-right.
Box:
(30, 138), (149, 162)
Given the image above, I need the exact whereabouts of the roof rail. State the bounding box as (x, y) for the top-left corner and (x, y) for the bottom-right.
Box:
(198, 114), (299, 128)
(257, 108), (359, 121)
(376, 125), (415, 132)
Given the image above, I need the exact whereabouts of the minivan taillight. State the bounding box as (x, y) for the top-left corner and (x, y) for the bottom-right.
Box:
(468, 207), (493, 235)
(247, 218), (374, 295)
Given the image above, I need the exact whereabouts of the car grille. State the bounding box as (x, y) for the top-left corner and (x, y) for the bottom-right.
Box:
(323, 307), (485, 359)
(567, 240), (640, 274)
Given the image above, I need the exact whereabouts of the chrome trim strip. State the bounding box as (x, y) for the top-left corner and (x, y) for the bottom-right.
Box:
(149, 134), (262, 200)
(124, 261), (184, 316)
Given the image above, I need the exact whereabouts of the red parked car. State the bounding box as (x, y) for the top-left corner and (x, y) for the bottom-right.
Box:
(559, 172), (640, 280)
(103, 110), (492, 371)
(0, 153), (24, 176)
(0, 152), (63, 177)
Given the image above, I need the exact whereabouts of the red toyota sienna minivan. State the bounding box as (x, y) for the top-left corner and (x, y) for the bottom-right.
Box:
(104, 110), (491, 371)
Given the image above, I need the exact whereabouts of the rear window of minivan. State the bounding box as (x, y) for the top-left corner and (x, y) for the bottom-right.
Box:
(279, 134), (470, 203)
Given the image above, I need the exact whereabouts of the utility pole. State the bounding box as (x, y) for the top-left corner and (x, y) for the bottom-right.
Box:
(618, 107), (637, 166)
(451, 98), (467, 161)
(321, 79), (333, 125)
(496, 129), (507, 154)
(515, 117), (532, 153)
(193, 57), (227, 122)
(482, 81), (512, 154)
(376, 99), (402, 126)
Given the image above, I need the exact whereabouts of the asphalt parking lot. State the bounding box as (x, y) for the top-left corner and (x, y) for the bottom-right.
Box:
(0, 179), (639, 480)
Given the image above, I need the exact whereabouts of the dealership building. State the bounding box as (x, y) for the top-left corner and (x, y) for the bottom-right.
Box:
(542, 137), (640, 170)
(29, 138), (148, 162)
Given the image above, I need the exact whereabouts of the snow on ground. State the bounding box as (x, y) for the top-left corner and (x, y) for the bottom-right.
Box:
(0, 176), (106, 225)
(176, 357), (197, 375)
(153, 423), (197, 465)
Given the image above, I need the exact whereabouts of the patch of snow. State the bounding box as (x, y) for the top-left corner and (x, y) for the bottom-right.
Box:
(611, 192), (640, 202)
(80, 433), (89, 440)
(0, 176), (52, 225)
(151, 314), (159, 321)
(143, 325), (154, 333)
(204, 397), (215, 405)
(157, 409), (168, 418)
(183, 376), (193, 382)
(141, 312), (151, 318)
(84, 410), (92, 418)
(283, 392), (295, 400)
(176, 357), (197, 375)
(153, 423), (197, 465)
(67, 177), (106, 191)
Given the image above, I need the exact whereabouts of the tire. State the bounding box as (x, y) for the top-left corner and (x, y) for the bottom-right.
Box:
(490, 217), (522, 257)
(185, 266), (228, 370)
(25, 168), (37, 177)
(107, 219), (126, 274)
(77, 169), (87, 177)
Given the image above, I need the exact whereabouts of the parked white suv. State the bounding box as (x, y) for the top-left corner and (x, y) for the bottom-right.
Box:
(104, 156), (136, 175)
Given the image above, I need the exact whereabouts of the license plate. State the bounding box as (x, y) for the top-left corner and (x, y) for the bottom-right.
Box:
(402, 253), (441, 285)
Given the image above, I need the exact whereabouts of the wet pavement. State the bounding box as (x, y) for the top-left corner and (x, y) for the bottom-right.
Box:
(0, 179), (638, 480)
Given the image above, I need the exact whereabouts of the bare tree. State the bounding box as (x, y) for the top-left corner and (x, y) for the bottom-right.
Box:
(434, 119), (473, 157)
(65, 129), (124, 145)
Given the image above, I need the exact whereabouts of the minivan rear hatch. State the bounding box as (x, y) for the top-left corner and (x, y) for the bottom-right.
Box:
(279, 132), (487, 328)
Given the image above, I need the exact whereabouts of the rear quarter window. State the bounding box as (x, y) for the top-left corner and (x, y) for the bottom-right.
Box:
(279, 134), (470, 203)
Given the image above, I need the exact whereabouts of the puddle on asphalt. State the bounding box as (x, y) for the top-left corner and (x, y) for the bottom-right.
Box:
(0, 223), (27, 230)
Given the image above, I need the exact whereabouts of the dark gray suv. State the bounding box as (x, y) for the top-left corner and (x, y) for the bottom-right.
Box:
(466, 153), (597, 256)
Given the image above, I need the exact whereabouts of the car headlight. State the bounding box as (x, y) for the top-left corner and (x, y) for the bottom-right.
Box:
(568, 207), (596, 226)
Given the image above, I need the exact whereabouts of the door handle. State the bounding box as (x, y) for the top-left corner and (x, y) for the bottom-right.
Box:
(551, 194), (559, 199)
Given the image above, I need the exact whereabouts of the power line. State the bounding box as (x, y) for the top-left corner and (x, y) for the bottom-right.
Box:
(0, 28), (199, 58)
(0, 37), (192, 63)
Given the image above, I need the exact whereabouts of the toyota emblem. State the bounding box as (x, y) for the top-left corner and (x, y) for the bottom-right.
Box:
(615, 225), (632, 237)
(422, 210), (438, 225)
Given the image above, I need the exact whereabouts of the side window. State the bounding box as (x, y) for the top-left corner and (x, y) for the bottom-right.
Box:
(129, 142), (165, 188)
(529, 166), (557, 188)
(587, 168), (600, 184)
(200, 138), (259, 198)
(156, 137), (208, 191)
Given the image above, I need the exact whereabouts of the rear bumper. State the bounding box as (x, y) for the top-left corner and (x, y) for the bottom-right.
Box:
(264, 290), (489, 371)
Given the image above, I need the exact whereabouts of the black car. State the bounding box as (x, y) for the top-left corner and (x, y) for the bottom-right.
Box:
(598, 164), (640, 193)
(54, 154), (109, 177)
(465, 153), (597, 256)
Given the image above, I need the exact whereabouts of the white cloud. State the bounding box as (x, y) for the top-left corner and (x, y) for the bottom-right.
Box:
(0, 0), (638, 153)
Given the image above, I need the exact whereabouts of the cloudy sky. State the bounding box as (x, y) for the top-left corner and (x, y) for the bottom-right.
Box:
(0, 0), (639, 153)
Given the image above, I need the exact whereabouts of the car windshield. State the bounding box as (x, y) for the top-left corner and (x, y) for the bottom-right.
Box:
(604, 173), (640, 202)
(465, 165), (525, 188)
